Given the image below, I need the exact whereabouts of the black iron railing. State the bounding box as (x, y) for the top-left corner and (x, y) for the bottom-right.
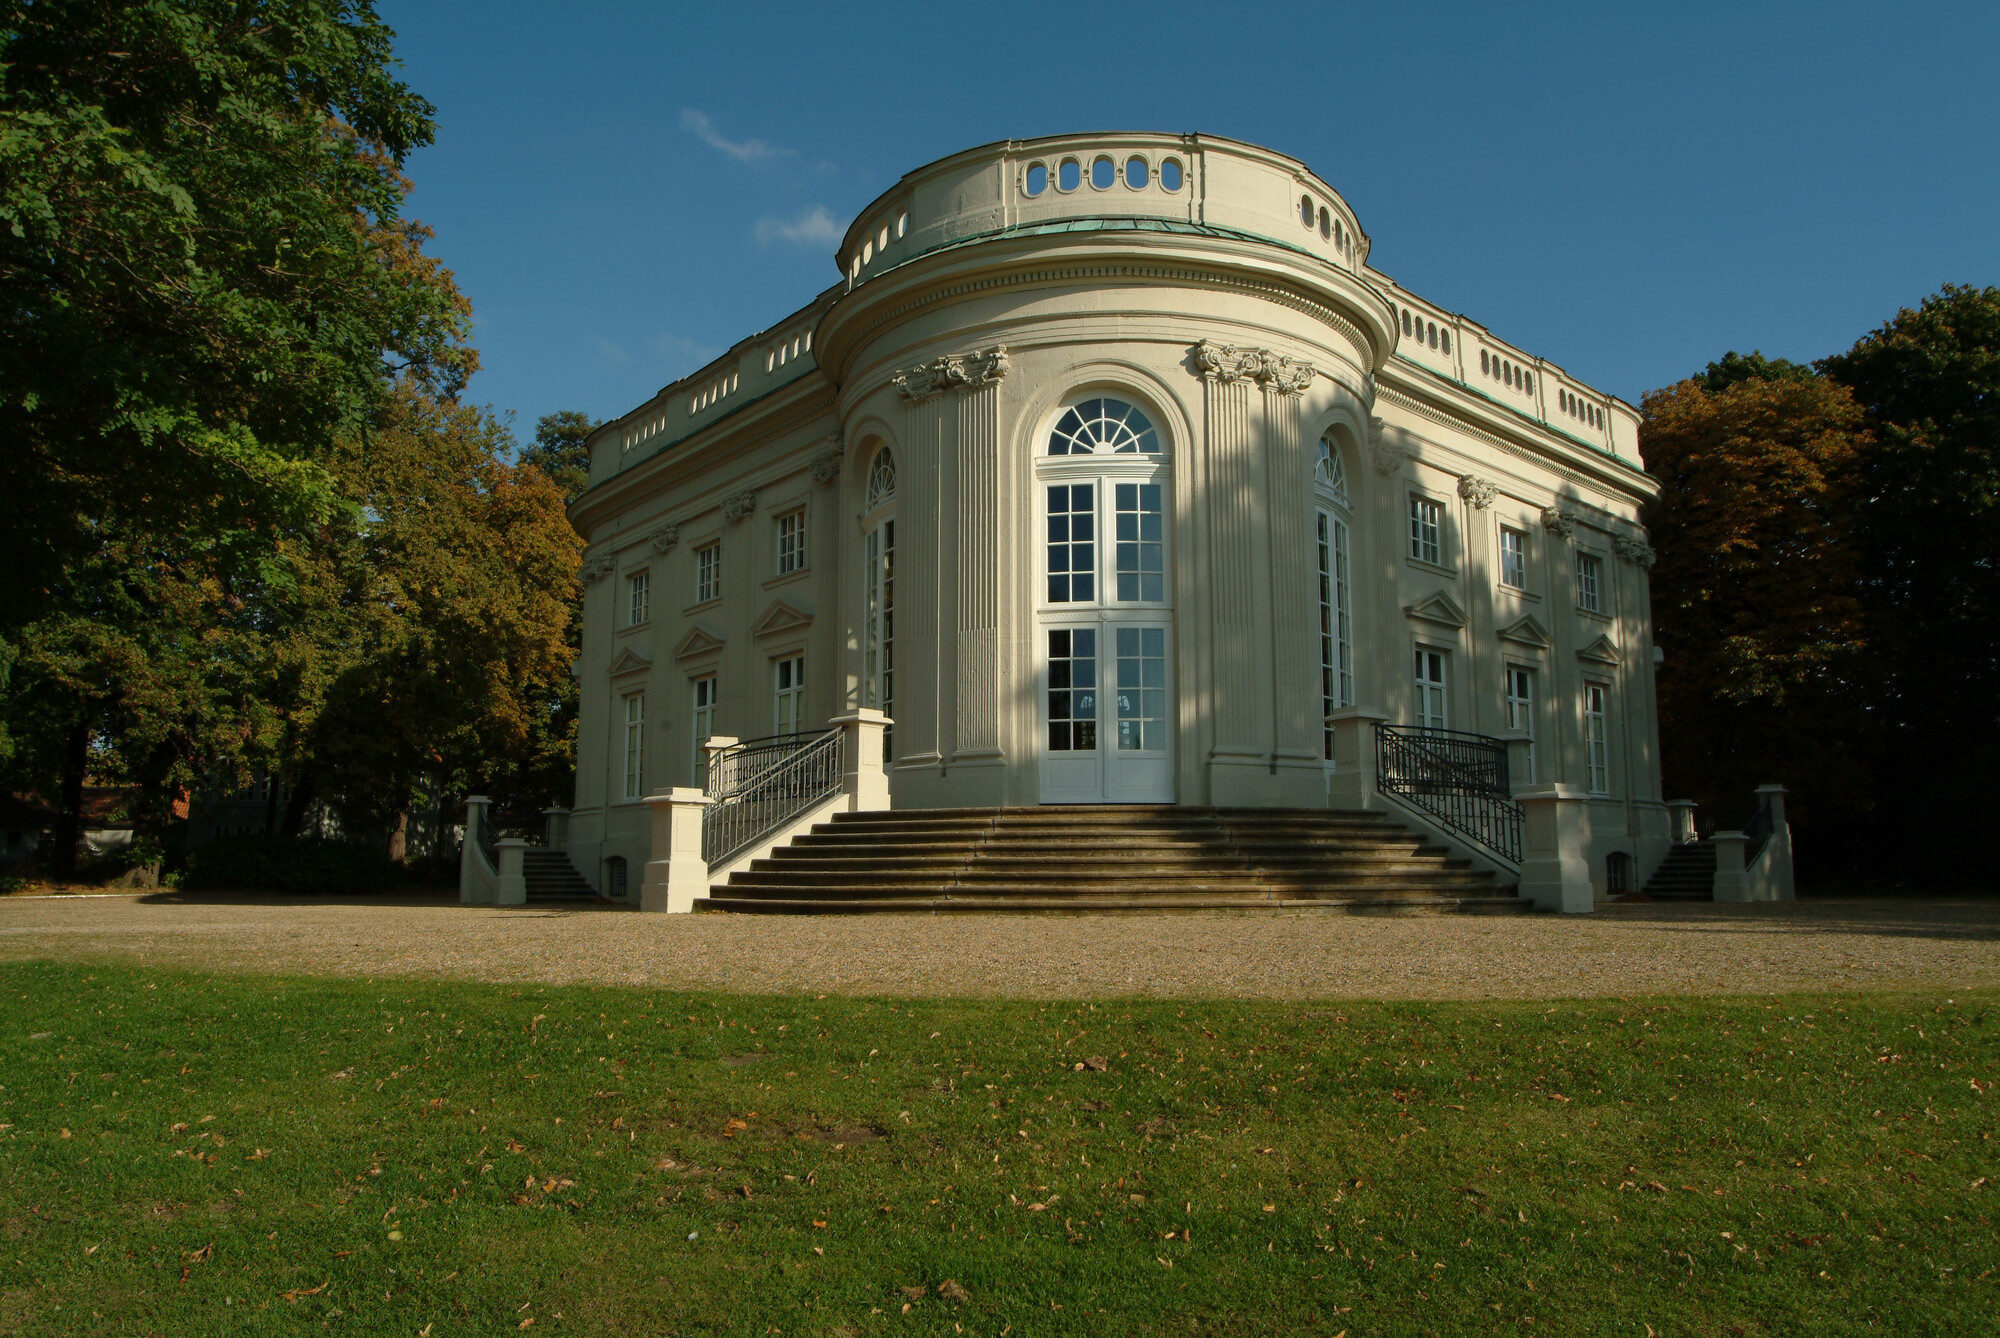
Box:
(706, 732), (816, 798)
(474, 807), (498, 869)
(702, 727), (843, 866)
(1375, 724), (1523, 865)
(1742, 794), (1774, 865)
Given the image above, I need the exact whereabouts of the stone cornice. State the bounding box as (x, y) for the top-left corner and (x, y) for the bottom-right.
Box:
(1371, 380), (1658, 506)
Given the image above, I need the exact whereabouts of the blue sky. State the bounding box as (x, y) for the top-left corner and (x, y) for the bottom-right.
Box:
(382, 0), (1999, 441)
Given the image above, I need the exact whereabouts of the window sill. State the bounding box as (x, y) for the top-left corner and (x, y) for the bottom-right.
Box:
(1405, 556), (1459, 580)
(1496, 586), (1541, 603)
(618, 620), (651, 635)
(1576, 606), (1613, 624)
(763, 567), (812, 591)
(683, 598), (723, 617)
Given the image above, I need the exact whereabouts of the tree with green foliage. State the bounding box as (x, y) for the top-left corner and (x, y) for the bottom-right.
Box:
(520, 410), (599, 503)
(1820, 284), (2000, 883)
(1641, 361), (1871, 868)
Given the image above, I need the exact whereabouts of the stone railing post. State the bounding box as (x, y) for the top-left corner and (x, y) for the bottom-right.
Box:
(1667, 800), (1698, 844)
(1500, 731), (1534, 796)
(701, 736), (740, 795)
(1326, 708), (1389, 811)
(542, 806), (569, 847)
(495, 838), (528, 906)
(831, 710), (892, 811)
(1710, 831), (1749, 902)
(1516, 784), (1595, 913)
(1754, 784), (1796, 901)
(459, 795), (491, 903)
(639, 789), (712, 913)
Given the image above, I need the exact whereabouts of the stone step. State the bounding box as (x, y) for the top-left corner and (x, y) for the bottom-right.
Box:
(722, 873), (1499, 898)
(696, 892), (1533, 916)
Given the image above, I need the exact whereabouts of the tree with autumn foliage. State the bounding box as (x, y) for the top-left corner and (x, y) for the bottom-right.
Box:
(1641, 360), (1872, 867)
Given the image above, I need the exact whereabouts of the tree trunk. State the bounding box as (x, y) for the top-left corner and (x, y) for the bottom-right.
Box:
(279, 767), (317, 838)
(53, 721), (87, 881)
(387, 805), (409, 866)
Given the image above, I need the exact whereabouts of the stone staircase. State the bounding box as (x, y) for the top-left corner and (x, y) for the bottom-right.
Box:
(1639, 842), (1715, 901)
(696, 806), (1527, 914)
(523, 848), (597, 903)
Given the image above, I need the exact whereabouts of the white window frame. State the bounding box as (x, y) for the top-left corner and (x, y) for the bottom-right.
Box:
(1499, 526), (1528, 591)
(694, 542), (721, 605)
(775, 509), (807, 576)
(1505, 666), (1535, 784)
(1575, 551), (1603, 614)
(691, 675), (718, 783)
(773, 654), (805, 735)
(1414, 647), (1448, 732)
(1408, 494), (1443, 566)
(1584, 682), (1610, 796)
(1315, 436), (1354, 764)
(626, 569), (650, 627)
(621, 691), (646, 801)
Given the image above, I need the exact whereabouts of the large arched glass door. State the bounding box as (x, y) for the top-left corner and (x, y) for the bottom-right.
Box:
(1037, 397), (1174, 803)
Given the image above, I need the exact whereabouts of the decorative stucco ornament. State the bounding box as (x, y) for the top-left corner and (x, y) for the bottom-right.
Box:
(809, 446), (844, 487)
(1612, 535), (1657, 568)
(1191, 340), (1314, 393)
(1369, 419), (1413, 474)
(893, 347), (1009, 401)
(647, 522), (679, 555)
(1541, 506), (1577, 540)
(578, 555), (616, 583)
(1457, 476), (1498, 509)
(722, 490), (757, 524)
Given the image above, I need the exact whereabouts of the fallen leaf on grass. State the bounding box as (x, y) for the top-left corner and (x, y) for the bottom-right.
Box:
(278, 1279), (329, 1303)
(938, 1280), (971, 1304)
(900, 1286), (926, 1301)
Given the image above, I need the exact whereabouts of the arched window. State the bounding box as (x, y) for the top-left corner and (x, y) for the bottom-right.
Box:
(1047, 397), (1162, 456)
(1314, 434), (1355, 761)
(1314, 435), (1351, 507)
(866, 448), (897, 509)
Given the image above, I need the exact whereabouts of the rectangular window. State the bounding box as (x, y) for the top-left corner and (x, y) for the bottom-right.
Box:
(1576, 552), (1603, 613)
(627, 569), (650, 626)
(1505, 666), (1535, 784)
(1414, 648), (1448, 732)
(1046, 484), (1096, 603)
(863, 519), (894, 722)
(1584, 683), (1610, 796)
(1113, 483), (1165, 602)
(1317, 509), (1354, 760)
(773, 654), (804, 735)
(695, 543), (721, 604)
(1408, 495), (1442, 565)
(1499, 527), (1528, 590)
(691, 676), (717, 783)
(622, 691), (646, 800)
(776, 510), (806, 575)
(1113, 626), (1167, 752)
(1045, 628), (1098, 752)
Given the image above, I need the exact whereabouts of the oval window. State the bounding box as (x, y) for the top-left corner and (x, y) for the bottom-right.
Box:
(1025, 162), (1048, 196)
(861, 238), (873, 264)
(1058, 157), (1081, 192)
(895, 211), (907, 237)
(1160, 157), (1183, 191)
(1125, 156), (1148, 189)
(1301, 194), (1314, 227)
(1319, 206), (1331, 239)
(1091, 155), (1116, 189)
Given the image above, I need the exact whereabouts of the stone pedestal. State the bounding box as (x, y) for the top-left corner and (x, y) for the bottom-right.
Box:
(1755, 784), (1795, 902)
(459, 795), (491, 904)
(1517, 784), (1595, 914)
(833, 710), (892, 811)
(701, 736), (740, 795)
(639, 789), (713, 913)
(1325, 707), (1388, 811)
(542, 806), (570, 847)
(1667, 800), (1697, 845)
(495, 838), (528, 906)
(1500, 731), (1534, 796)
(1710, 831), (1749, 902)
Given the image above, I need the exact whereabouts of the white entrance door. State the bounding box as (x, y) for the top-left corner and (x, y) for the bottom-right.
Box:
(1038, 621), (1174, 803)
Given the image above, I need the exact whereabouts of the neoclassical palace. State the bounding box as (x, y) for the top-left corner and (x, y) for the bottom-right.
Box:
(472, 134), (1788, 915)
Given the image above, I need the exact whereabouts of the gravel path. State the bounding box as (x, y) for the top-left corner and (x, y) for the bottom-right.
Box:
(3, 893), (1997, 1001)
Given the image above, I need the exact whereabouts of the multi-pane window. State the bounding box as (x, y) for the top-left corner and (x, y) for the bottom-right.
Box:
(1575, 552), (1603, 613)
(776, 510), (806, 575)
(862, 520), (894, 721)
(627, 569), (650, 626)
(1408, 495), (1442, 565)
(1316, 509), (1353, 760)
(1113, 626), (1167, 752)
(1584, 683), (1610, 796)
(622, 691), (646, 800)
(1505, 667), (1536, 784)
(1046, 628), (1098, 751)
(773, 655), (804, 735)
(690, 676), (717, 783)
(1414, 648), (1448, 731)
(1046, 484), (1096, 603)
(1499, 527), (1528, 590)
(1113, 483), (1164, 602)
(695, 543), (721, 604)
(1047, 398), (1162, 455)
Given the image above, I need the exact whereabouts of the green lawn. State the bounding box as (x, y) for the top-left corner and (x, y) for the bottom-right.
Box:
(2, 961), (1994, 1335)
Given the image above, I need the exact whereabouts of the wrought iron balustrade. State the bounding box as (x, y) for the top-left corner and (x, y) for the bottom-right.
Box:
(1375, 724), (1523, 865)
(1742, 794), (1774, 865)
(707, 732), (816, 798)
(702, 727), (843, 866)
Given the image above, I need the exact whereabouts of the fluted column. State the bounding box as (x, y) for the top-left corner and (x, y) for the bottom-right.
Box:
(954, 379), (1002, 758)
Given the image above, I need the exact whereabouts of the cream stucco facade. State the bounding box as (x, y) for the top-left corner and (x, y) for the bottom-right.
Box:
(561, 133), (1667, 906)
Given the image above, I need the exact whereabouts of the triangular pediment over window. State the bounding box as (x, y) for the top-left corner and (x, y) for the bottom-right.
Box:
(1497, 614), (1553, 649)
(606, 646), (652, 677)
(1403, 589), (1469, 629)
(1577, 633), (1623, 666)
(673, 625), (725, 662)
(752, 598), (813, 638)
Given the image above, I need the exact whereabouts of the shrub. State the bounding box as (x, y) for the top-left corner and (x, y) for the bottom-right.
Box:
(180, 836), (396, 895)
